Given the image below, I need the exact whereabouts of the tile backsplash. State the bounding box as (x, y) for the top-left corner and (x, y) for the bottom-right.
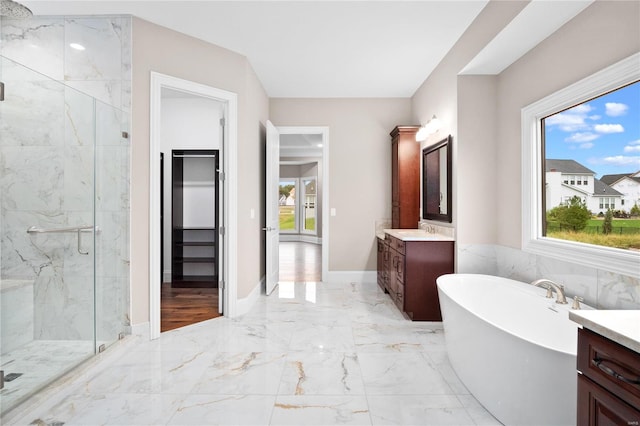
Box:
(458, 244), (640, 310)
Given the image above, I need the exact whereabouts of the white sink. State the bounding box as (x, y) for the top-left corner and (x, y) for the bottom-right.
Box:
(384, 229), (454, 241)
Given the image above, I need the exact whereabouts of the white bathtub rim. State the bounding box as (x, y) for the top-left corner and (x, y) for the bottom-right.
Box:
(436, 273), (591, 356)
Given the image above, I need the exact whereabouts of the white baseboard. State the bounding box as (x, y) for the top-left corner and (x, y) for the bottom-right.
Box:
(125, 321), (150, 338)
(235, 276), (263, 316)
(163, 271), (171, 282)
(279, 234), (322, 244)
(326, 270), (376, 284)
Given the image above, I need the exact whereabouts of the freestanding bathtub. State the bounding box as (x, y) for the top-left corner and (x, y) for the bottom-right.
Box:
(437, 274), (583, 426)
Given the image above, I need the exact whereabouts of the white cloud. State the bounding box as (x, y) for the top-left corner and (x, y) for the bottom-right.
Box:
(588, 115), (601, 121)
(568, 104), (593, 114)
(605, 102), (628, 117)
(594, 123), (624, 133)
(565, 132), (599, 143)
(623, 140), (640, 153)
(545, 103), (596, 132)
(545, 112), (589, 132)
(580, 143), (595, 149)
(601, 155), (640, 167)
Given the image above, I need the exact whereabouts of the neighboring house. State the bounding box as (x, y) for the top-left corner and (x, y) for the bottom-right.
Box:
(285, 187), (296, 206)
(545, 159), (623, 214)
(600, 171), (640, 212)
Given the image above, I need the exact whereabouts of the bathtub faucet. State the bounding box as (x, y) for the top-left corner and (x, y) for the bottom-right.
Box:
(531, 279), (568, 304)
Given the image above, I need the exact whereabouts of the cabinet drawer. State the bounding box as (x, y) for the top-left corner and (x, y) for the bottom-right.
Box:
(578, 328), (640, 409)
(578, 374), (640, 425)
(393, 237), (405, 254)
(385, 235), (405, 253)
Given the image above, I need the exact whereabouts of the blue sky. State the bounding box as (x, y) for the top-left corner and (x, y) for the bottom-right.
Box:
(544, 80), (640, 178)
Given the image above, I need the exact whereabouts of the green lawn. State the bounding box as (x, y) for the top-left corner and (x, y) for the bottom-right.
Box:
(279, 206), (295, 230)
(279, 206), (316, 231)
(587, 218), (640, 228)
(547, 218), (640, 249)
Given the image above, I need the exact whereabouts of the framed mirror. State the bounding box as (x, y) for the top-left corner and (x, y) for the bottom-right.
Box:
(422, 135), (452, 223)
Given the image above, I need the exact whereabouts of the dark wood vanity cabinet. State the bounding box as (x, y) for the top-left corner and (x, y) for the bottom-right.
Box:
(391, 126), (420, 229)
(577, 328), (640, 425)
(378, 234), (454, 321)
(376, 237), (390, 293)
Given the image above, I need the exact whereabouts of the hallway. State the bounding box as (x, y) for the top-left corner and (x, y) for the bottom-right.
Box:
(279, 241), (321, 282)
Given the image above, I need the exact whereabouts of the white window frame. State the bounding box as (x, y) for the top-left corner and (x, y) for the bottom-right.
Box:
(300, 176), (318, 236)
(521, 52), (639, 278)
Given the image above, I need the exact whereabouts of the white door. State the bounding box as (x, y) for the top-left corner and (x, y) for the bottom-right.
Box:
(265, 121), (280, 295)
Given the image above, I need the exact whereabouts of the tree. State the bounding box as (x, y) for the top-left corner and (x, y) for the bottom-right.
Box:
(547, 196), (591, 231)
(603, 209), (613, 235)
(279, 184), (294, 198)
(631, 204), (640, 218)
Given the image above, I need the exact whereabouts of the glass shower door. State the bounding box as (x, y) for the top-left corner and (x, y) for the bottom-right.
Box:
(0, 56), (96, 415)
(94, 99), (129, 352)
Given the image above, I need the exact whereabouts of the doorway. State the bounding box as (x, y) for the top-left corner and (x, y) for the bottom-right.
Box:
(277, 128), (329, 283)
(149, 72), (239, 339)
(161, 150), (221, 332)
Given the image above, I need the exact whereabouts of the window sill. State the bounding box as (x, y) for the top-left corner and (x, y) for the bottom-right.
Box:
(524, 237), (639, 278)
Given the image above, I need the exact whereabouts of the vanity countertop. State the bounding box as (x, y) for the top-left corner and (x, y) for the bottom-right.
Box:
(381, 229), (455, 242)
(569, 309), (640, 353)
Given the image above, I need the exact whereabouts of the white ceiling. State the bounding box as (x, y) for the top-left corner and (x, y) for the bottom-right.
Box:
(23, 0), (488, 97)
(21, 0), (592, 98)
(280, 133), (323, 160)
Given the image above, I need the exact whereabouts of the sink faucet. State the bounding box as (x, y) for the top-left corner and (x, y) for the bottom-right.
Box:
(531, 279), (568, 304)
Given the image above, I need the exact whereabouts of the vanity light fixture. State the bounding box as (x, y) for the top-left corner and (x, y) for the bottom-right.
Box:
(69, 43), (86, 51)
(416, 115), (442, 142)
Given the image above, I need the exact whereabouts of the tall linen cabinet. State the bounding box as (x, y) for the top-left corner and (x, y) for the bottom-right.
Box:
(391, 126), (420, 228)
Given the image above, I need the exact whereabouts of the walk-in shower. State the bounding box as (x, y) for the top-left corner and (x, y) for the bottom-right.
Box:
(0, 14), (131, 415)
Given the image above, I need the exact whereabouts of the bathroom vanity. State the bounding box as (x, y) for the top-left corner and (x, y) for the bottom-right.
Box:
(377, 229), (454, 321)
(570, 310), (640, 424)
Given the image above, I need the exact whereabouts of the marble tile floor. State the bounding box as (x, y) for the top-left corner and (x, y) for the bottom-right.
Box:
(5, 282), (501, 425)
(1, 340), (97, 413)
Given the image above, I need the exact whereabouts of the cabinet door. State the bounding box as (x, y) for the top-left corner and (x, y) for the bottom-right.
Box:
(578, 374), (640, 425)
(388, 249), (400, 301)
(376, 239), (385, 291)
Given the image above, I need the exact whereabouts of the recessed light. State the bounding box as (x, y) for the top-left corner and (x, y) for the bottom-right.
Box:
(317, 143), (323, 148)
(69, 43), (86, 51)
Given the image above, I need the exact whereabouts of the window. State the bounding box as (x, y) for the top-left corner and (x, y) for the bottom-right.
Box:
(522, 53), (639, 277)
(301, 177), (317, 234)
(279, 179), (297, 232)
(279, 176), (318, 235)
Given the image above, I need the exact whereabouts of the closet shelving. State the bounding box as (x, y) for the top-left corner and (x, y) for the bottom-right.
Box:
(171, 150), (219, 288)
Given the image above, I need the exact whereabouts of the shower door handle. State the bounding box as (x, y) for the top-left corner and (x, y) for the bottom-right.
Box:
(77, 229), (89, 255)
(27, 224), (98, 255)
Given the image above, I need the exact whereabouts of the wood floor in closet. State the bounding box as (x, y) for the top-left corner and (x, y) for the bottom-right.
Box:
(160, 283), (220, 332)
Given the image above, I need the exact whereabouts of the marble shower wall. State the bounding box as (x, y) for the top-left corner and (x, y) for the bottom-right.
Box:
(458, 244), (640, 310)
(0, 16), (131, 343)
